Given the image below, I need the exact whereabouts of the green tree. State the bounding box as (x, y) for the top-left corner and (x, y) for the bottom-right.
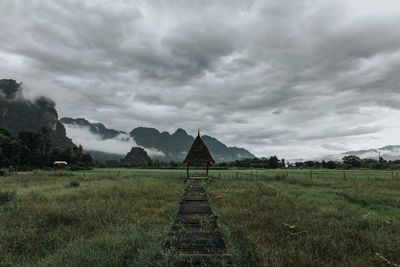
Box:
(268, 156), (279, 169)
(279, 158), (286, 168)
(342, 155), (361, 168)
(17, 131), (41, 167)
(0, 128), (12, 167)
(39, 125), (52, 155)
(81, 153), (93, 166)
(326, 160), (338, 169)
(61, 146), (73, 164)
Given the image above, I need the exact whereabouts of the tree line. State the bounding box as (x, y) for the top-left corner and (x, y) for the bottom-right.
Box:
(0, 127), (93, 170)
(221, 155), (400, 170)
(96, 154), (400, 170)
(97, 156), (286, 169)
(216, 156), (285, 169)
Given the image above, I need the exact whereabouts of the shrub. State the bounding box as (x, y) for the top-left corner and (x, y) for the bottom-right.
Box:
(35, 210), (80, 228)
(45, 211), (79, 226)
(69, 165), (92, 171)
(0, 191), (16, 205)
(52, 171), (75, 177)
(275, 173), (287, 180)
(69, 181), (80, 188)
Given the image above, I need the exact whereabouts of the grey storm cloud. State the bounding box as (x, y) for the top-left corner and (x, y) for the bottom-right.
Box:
(1, 0), (400, 160)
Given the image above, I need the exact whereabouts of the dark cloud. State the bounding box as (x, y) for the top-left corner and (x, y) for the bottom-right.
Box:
(1, 0), (400, 160)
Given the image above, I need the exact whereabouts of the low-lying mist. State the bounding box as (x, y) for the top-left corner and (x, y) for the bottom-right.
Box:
(64, 124), (165, 158)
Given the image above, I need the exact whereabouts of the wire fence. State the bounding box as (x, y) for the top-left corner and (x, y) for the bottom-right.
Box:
(209, 169), (400, 181)
(78, 170), (188, 179)
(74, 169), (400, 182)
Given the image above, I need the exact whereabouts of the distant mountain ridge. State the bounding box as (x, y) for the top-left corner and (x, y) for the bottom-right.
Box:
(60, 117), (125, 139)
(129, 127), (255, 162)
(61, 117), (255, 162)
(317, 145), (400, 161)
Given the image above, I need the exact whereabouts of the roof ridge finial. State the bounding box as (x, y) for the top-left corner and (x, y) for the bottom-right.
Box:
(198, 129), (200, 137)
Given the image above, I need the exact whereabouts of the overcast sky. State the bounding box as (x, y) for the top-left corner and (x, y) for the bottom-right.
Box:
(1, 0), (400, 160)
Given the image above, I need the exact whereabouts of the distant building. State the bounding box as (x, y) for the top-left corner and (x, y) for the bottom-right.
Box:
(53, 161), (68, 167)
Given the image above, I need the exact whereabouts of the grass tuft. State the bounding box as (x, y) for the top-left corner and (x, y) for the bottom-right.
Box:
(0, 190), (16, 204)
(68, 181), (80, 188)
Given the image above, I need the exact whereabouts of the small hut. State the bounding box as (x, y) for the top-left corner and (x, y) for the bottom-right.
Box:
(53, 161), (68, 167)
(183, 131), (215, 178)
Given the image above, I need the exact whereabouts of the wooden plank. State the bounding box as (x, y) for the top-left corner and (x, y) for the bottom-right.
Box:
(166, 178), (232, 265)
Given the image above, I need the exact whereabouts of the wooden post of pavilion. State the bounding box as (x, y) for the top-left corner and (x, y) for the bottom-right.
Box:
(183, 131), (215, 179)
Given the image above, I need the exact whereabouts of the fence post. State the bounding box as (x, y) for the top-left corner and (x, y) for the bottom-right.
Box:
(310, 170), (312, 179)
(392, 169), (394, 180)
(236, 172), (238, 179)
(343, 171), (347, 181)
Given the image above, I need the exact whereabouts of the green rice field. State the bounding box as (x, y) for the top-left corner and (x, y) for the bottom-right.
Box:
(207, 171), (400, 266)
(0, 170), (185, 266)
(1, 168), (399, 266)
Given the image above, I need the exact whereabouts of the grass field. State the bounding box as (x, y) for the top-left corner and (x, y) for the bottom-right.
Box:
(77, 168), (400, 181)
(1, 168), (399, 266)
(208, 173), (400, 266)
(0, 170), (185, 266)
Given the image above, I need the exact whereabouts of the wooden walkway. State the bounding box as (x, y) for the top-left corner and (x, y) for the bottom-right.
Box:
(166, 178), (231, 266)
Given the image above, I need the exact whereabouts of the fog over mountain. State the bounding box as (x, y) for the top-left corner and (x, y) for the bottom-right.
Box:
(60, 117), (126, 139)
(1, 1), (400, 159)
(317, 145), (400, 162)
(62, 121), (165, 158)
(61, 117), (255, 162)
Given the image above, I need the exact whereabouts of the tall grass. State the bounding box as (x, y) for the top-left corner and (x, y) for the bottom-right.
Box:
(208, 178), (400, 266)
(2, 168), (399, 266)
(0, 172), (185, 266)
(81, 168), (400, 181)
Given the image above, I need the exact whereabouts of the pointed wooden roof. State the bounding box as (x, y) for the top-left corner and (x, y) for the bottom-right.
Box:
(183, 131), (215, 163)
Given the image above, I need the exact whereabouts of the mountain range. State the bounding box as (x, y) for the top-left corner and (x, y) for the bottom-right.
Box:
(316, 145), (400, 161)
(60, 117), (255, 162)
(3, 78), (399, 163)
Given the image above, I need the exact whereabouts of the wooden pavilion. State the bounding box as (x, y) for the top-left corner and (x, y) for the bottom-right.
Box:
(183, 131), (215, 178)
